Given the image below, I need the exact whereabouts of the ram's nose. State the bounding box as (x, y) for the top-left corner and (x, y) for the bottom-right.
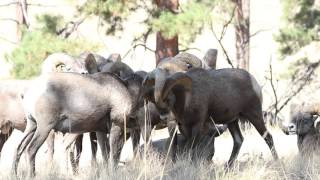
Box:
(159, 113), (170, 121)
(81, 70), (89, 75)
(288, 123), (296, 134)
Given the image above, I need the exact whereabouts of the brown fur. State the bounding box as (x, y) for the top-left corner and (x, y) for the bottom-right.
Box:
(285, 103), (320, 157)
(150, 68), (278, 167)
(12, 72), (143, 177)
(0, 52), (97, 172)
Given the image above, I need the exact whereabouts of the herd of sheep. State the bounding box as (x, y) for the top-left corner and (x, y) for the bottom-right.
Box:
(0, 50), (319, 177)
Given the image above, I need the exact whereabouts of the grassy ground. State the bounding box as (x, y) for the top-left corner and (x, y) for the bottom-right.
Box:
(0, 127), (319, 180)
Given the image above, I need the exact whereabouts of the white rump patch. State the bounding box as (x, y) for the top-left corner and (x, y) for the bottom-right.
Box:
(22, 75), (50, 117)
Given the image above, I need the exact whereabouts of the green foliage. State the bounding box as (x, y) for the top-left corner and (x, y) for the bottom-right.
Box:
(276, 0), (320, 57)
(78, 0), (224, 45)
(36, 14), (64, 34)
(78, 0), (139, 34)
(151, 2), (211, 45)
(7, 14), (100, 79)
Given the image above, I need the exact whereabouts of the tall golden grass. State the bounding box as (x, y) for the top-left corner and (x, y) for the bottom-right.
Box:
(1, 127), (320, 180)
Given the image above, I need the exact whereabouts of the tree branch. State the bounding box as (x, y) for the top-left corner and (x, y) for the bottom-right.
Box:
(210, 19), (234, 68)
(132, 27), (152, 51)
(219, 6), (236, 41)
(278, 61), (320, 111)
(26, 3), (58, 7)
(57, 17), (86, 39)
(0, 36), (17, 44)
(267, 60), (320, 113)
(0, 18), (20, 24)
(268, 57), (279, 119)
(0, 1), (18, 7)
(250, 28), (271, 38)
(122, 43), (155, 59)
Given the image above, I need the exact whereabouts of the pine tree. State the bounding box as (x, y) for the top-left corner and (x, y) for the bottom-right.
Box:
(78, 0), (212, 64)
(276, 0), (320, 57)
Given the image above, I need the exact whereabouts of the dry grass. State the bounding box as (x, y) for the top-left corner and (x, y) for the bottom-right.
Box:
(1, 127), (320, 180)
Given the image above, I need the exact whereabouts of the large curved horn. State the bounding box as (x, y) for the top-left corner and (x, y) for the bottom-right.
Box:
(142, 70), (156, 102)
(153, 69), (169, 105)
(173, 52), (203, 68)
(203, 49), (217, 69)
(83, 53), (98, 74)
(303, 103), (320, 115)
(157, 60), (188, 73)
(142, 70), (155, 87)
(41, 53), (76, 73)
(160, 72), (192, 103)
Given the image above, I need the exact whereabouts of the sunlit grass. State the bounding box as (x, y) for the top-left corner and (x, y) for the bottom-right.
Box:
(1, 127), (319, 179)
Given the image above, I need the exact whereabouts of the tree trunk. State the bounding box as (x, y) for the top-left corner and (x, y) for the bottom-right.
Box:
(232, 0), (250, 71)
(16, 0), (29, 41)
(154, 0), (179, 65)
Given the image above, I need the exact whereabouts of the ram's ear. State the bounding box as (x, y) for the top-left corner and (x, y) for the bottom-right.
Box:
(107, 53), (121, 62)
(203, 49), (217, 69)
(84, 53), (98, 74)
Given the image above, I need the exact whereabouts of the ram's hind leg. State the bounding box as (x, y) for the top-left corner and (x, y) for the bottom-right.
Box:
(96, 132), (109, 163)
(243, 110), (279, 160)
(0, 127), (13, 157)
(89, 132), (98, 166)
(26, 124), (54, 177)
(70, 134), (83, 174)
(46, 130), (55, 162)
(12, 119), (36, 175)
(226, 120), (243, 169)
(109, 123), (124, 168)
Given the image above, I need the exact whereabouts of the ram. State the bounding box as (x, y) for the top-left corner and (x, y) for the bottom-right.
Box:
(284, 103), (320, 157)
(12, 71), (144, 177)
(0, 53), (96, 161)
(143, 68), (279, 168)
(65, 50), (219, 164)
(66, 52), (126, 173)
(143, 50), (225, 158)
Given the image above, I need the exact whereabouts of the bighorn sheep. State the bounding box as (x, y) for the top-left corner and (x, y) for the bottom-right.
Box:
(143, 68), (279, 167)
(13, 72), (144, 177)
(66, 50), (218, 164)
(0, 53), (96, 160)
(66, 53), (133, 173)
(142, 50), (222, 159)
(284, 103), (320, 156)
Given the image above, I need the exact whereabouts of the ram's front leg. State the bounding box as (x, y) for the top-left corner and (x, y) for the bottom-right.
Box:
(139, 116), (152, 150)
(96, 131), (109, 163)
(131, 128), (141, 157)
(166, 118), (178, 162)
(109, 123), (124, 168)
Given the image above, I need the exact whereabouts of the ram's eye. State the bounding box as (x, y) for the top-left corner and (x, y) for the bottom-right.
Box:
(56, 64), (65, 71)
(186, 63), (193, 69)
